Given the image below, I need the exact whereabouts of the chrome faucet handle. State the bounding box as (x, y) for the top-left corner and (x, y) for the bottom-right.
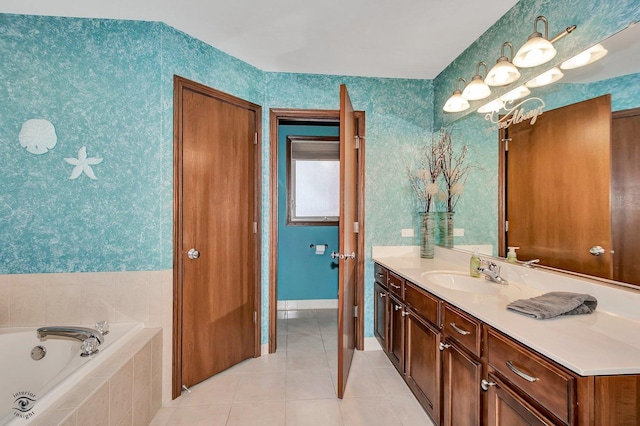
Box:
(81, 337), (100, 357)
(95, 320), (109, 335)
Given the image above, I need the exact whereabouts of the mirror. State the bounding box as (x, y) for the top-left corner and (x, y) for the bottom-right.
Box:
(443, 22), (640, 288)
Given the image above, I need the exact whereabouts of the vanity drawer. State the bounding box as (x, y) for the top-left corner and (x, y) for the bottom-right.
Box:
(404, 282), (440, 327)
(387, 271), (404, 298)
(374, 263), (387, 287)
(488, 329), (576, 425)
(443, 304), (482, 357)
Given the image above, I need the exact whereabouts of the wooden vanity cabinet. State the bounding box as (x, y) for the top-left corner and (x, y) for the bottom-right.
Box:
(486, 373), (554, 425)
(404, 282), (442, 423)
(388, 293), (405, 373)
(441, 303), (486, 426)
(373, 282), (388, 351)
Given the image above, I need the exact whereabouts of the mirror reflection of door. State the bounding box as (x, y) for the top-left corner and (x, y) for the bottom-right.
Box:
(504, 94), (613, 279)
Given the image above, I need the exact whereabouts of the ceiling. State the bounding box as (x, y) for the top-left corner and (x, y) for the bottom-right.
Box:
(0, 0), (520, 79)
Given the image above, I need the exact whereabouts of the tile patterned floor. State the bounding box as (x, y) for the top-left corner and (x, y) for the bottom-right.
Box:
(151, 309), (434, 425)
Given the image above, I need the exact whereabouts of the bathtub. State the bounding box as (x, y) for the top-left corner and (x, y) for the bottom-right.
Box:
(0, 322), (144, 425)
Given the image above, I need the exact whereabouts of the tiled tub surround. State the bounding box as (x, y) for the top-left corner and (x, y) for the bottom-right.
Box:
(372, 246), (640, 376)
(26, 327), (163, 426)
(0, 271), (175, 407)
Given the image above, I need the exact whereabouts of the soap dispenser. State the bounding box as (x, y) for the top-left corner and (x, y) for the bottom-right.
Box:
(507, 246), (519, 263)
(470, 248), (481, 277)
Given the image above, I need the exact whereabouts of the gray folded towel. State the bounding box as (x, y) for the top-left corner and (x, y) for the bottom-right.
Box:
(506, 291), (597, 319)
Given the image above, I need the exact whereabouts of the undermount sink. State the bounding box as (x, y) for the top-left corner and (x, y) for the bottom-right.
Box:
(420, 270), (499, 294)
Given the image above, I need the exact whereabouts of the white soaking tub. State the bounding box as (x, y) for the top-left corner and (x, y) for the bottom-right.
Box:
(0, 322), (143, 425)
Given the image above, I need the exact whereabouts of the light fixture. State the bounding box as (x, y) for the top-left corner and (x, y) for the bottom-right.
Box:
(526, 67), (564, 88)
(513, 16), (557, 68)
(477, 98), (505, 113)
(486, 42), (521, 86)
(560, 44), (608, 69)
(443, 78), (470, 112)
(462, 62), (491, 100)
(500, 85), (531, 102)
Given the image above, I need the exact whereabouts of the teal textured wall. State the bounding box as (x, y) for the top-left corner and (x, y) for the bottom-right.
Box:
(277, 124), (340, 301)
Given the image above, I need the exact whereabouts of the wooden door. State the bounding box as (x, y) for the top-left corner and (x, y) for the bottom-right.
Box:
(611, 108), (640, 285)
(486, 374), (553, 425)
(506, 95), (612, 279)
(405, 311), (441, 424)
(174, 77), (260, 394)
(442, 340), (483, 426)
(337, 84), (358, 398)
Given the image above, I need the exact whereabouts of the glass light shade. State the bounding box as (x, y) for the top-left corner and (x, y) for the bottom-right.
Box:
(526, 67), (564, 88)
(462, 76), (491, 100)
(500, 85), (531, 102)
(560, 44), (608, 69)
(443, 91), (470, 113)
(513, 35), (557, 67)
(486, 59), (521, 86)
(477, 98), (505, 113)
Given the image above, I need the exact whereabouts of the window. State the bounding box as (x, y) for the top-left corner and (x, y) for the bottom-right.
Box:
(287, 136), (340, 225)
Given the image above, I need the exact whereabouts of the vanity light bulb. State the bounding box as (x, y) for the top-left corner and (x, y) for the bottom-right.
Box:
(560, 44), (608, 70)
(493, 71), (509, 85)
(571, 50), (591, 67)
(526, 67), (564, 88)
(526, 48), (543, 64)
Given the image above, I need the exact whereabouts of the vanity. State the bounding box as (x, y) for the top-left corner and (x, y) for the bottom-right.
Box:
(373, 247), (640, 426)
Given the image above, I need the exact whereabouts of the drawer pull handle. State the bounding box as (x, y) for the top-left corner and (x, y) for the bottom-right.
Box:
(394, 304), (402, 311)
(376, 273), (384, 277)
(379, 293), (386, 298)
(401, 311), (409, 317)
(450, 322), (471, 335)
(506, 360), (539, 382)
(389, 283), (401, 289)
(481, 379), (497, 391)
(439, 342), (451, 351)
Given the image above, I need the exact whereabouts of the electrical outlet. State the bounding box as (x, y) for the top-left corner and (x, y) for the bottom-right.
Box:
(401, 228), (414, 237)
(453, 228), (464, 237)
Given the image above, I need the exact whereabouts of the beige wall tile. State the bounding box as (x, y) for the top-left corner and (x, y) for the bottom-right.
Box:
(109, 359), (134, 426)
(81, 272), (116, 324)
(115, 273), (149, 323)
(151, 331), (162, 379)
(116, 408), (133, 426)
(77, 382), (110, 426)
(9, 274), (46, 325)
(151, 372), (162, 415)
(45, 274), (82, 324)
(133, 341), (152, 399)
(132, 384), (152, 426)
(0, 275), (9, 326)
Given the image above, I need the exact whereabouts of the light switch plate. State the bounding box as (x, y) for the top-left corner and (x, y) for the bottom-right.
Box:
(453, 228), (464, 237)
(401, 228), (414, 237)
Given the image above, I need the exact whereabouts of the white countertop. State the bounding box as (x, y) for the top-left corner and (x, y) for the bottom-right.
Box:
(373, 249), (640, 376)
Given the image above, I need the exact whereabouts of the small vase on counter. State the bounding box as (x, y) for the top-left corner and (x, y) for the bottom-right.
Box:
(437, 211), (454, 248)
(419, 212), (436, 259)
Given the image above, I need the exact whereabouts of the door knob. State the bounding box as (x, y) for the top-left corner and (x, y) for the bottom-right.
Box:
(187, 248), (200, 260)
(589, 246), (605, 256)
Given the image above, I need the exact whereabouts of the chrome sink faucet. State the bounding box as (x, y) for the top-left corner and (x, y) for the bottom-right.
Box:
(37, 326), (104, 356)
(477, 261), (508, 285)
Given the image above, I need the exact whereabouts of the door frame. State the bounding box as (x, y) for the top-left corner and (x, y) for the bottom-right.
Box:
(172, 75), (262, 398)
(268, 108), (365, 353)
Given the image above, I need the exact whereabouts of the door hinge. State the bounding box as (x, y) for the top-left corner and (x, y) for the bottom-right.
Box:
(502, 138), (511, 151)
(355, 135), (364, 149)
(353, 305), (359, 318)
(254, 133), (258, 145)
(505, 220), (509, 232)
(253, 311), (257, 323)
(353, 222), (359, 233)
(253, 222), (258, 233)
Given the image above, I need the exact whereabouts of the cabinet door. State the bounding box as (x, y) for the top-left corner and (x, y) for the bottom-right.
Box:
(486, 374), (554, 426)
(442, 339), (483, 426)
(388, 295), (405, 373)
(406, 311), (441, 425)
(374, 282), (388, 351)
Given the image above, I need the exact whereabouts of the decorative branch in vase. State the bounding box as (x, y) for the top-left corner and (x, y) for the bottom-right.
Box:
(437, 129), (477, 248)
(406, 137), (444, 258)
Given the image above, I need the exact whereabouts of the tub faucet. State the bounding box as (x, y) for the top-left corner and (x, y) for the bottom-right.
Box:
(478, 261), (508, 285)
(37, 326), (104, 346)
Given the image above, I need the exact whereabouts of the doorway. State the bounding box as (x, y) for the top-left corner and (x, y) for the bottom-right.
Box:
(172, 76), (262, 398)
(268, 106), (366, 370)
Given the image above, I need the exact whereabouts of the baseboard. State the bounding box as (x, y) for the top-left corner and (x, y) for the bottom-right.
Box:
(277, 299), (338, 310)
(364, 337), (382, 351)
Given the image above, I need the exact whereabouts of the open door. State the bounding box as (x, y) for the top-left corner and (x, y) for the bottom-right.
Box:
(337, 84), (358, 398)
(506, 94), (612, 279)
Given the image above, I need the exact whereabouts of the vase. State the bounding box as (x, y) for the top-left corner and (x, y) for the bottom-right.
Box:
(437, 211), (455, 248)
(419, 212), (436, 259)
